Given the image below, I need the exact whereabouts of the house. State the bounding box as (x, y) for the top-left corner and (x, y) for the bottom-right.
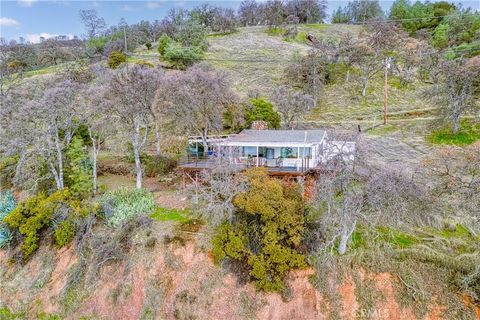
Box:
(219, 129), (327, 171)
(179, 126), (356, 176)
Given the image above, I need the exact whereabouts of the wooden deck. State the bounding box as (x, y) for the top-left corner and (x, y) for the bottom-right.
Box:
(177, 159), (316, 177)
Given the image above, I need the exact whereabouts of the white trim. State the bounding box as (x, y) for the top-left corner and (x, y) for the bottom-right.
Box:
(220, 141), (319, 147)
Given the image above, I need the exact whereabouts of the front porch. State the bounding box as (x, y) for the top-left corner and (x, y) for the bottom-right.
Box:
(178, 147), (314, 177)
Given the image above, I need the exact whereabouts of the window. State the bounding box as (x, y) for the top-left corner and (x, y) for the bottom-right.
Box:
(280, 147), (311, 158)
(281, 147), (298, 158)
(242, 147), (257, 157)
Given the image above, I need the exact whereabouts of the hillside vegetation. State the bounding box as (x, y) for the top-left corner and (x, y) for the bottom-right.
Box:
(1, 0), (480, 319)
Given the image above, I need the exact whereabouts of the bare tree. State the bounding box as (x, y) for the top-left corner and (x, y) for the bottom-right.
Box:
(337, 31), (357, 82)
(352, 42), (380, 97)
(154, 64), (237, 150)
(423, 142), (480, 217)
(38, 80), (80, 189)
(38, 40), (71, 66)
(394, 39), (423, 86)
(315, 133), (364, 255)
(314, 133), (434, 255)
(272, 85), (316, 129)
(286, 0), (327, 24)
(79, 9), (107, 39)
(105, 65), (164, 189)
(197, 158), (247, 225)
(0, 79), (79, 190)
(425, 57), (480, 134)
(262, 0), (288, 27)
(0, 43), (26, 97)
(238, 0), (259, 26)
(79, 84), (115, 195)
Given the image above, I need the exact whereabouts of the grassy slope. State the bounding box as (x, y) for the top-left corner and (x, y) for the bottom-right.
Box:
(205, 25), (442, 154)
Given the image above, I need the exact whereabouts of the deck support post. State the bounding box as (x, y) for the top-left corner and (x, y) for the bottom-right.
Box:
(297, 147), (300, 171)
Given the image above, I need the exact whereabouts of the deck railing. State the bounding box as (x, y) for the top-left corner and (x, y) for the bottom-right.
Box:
(178, 153), (313, 173)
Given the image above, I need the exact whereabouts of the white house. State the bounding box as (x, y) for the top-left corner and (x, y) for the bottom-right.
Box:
(218, 129), (327, 171)
(182, 126), (356, 174)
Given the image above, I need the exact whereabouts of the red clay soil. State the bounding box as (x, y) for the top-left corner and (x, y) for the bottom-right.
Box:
(0, 241), (477, 319)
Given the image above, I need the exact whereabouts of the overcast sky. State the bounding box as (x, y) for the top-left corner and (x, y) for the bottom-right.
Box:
(1, 0), (479, 43)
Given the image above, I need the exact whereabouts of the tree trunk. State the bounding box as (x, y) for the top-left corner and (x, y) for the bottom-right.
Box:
(338, 221), (356, 255)
(48, 161), (62, 190)
(92, 146), (98, 195)
(201, 127), (209, 155)
(346, 68), (350, 82)
(154, 123), (161, 156)
(450, 99), (462, 134)
(452, 113), (460, 134)
(88, 129), (98, 195)
(132, 123), (143, 189)
(362, 79), (368, 97)
(54, 128), (64, 189)
(133, 146), (142, 189)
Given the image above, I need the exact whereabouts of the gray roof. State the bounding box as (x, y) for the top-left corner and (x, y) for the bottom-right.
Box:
(227, 129), (326, 144)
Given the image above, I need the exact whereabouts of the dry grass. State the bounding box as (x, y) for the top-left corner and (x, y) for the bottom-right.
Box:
(206, 26), (310, 96)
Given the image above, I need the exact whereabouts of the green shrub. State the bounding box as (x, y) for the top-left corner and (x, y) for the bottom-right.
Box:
(101, 188), (155, 226)
(65, 137), (93, 197)
(3, 189), (80, 259)
(86, 36), (108, 55)
(0, 306), (25, 319)
(163, 44), (203, 69)
(245, 98), (281, 129)
(212, 168), (307, 292)
(54, 220), (76, 247)
(107, 51), (127, 69)
(0, 156), (18, 188)
(432, 24), (449, 49)
(135, 60), (155, 68)
(157, 34), (172, 56)
(145, 42), (152, 50)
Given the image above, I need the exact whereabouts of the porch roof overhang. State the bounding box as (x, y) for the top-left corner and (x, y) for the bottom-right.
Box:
(220, 141), (315, 148)
(218, 129), (326, 148)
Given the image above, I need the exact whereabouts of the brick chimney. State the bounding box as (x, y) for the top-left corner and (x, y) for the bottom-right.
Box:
(251, 121), (268, 130)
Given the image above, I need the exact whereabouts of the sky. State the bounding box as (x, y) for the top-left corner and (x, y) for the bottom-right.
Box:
(1, 0), (479, 43)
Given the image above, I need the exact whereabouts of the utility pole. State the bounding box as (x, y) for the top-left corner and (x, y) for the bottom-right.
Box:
(383, 57), (391, 125)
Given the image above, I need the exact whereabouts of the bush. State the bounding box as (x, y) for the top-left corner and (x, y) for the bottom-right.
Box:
(135, 60), (155, 68)
(101, 188), (155, 226)
(145, 42), (152, 50)
(3, 189), (82, 259)
(245, 98), (281, 129)
(0, 306), (25, 319)
(0, 156), (18, 188)
(65, 137), (93, 197)
(107, 51), (127, 69)
(157, 34), (172, 56)
(163, 44), (203, 69)
(54, 220), (76, 247)
(86, 36), (109, 55)
(212, 168), (307, 292)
